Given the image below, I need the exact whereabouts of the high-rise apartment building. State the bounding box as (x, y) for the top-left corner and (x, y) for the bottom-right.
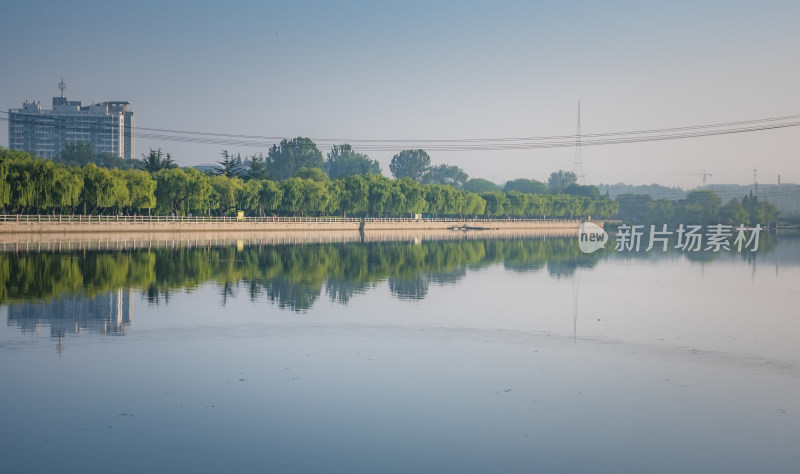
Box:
(7, 79), (135, 160)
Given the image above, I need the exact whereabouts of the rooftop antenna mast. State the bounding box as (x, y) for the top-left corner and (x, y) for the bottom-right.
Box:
(573, 101), (585, 184)
(58, 77), (66, 98)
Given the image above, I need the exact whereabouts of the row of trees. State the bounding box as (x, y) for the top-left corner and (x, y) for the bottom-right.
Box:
(1, 148), (616, 218)
(209, 138), (382, 181)
(43, 136), (607, 205)
(616, 190), (779, 225)
(0, 148), (155, 215)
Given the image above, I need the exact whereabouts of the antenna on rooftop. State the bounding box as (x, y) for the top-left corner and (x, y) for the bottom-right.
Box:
(58, 77), (67, 98)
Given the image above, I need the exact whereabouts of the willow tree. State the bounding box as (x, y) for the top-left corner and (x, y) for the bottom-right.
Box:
(209, 175), (245, 216)
(81, 164), (129, 214)
(337, 175), (369, 217)
(0, 160), (10, 209)
(118, 169), (155, 214)
(258, 180), (284, 216)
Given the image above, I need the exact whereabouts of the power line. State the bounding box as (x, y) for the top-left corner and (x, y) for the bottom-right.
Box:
(2, 110), (799, 152)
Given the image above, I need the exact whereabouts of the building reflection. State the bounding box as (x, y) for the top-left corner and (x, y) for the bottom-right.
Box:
(6, 288), (133, 353)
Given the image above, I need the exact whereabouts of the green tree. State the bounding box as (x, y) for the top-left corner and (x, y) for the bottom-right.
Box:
(594, 198), (619, 219)
(118, 169), (156, 214)
(385, 181), (406, 217)
(154, 167), (204, 215)
(616, 193), (653, 222)
(682, 190), (721, 224)
(389, 149), (431, 182)
(396, 178), (427, 215)
(266, 137), (324, 180)
(217, 150), (243, 178)
(720, 199), (749, 225)
(142, 148), (176, 173)
(36, 159), (83, 212)
(480, 191), (507, 217)
(58, 141), (95, 167)
(462, 192), (486, 216)
(563, 183), (601, 199)
(81, 164), (129, 214)
(366, 174), (392, 216)
(280, 177), (305, 215)
(293, 167), (329, 182)
(550, 195), (581, 218)
(185, 168), (214, 216)
(52, 166), (83, 212)
(323, 181), (342, 215)
(742, 193), (779, 225)
(525, 194), (547, 217)
(441, 185), (466, 216)
(300, 179), (327, 216)
(422, 164), (469, 188)
(504, 178), (547, 195)
(338, 175), (369, 217)
(424, 184), (448, 217)
(239, 180), (263, 215)
(246, 153), (270, 180)
(464, 178), (500, 193)
(0, 159), (11, 209)
(505, 190), (527, 217)
(324, 144), (381, 179)
(547, 170), (578, 194)
(210, 175), (245, 215)
(155, 168), (185, 214)
(258, 180), (284, 215)
(647, 198), (675, 224)
(4, 154), (39, 213)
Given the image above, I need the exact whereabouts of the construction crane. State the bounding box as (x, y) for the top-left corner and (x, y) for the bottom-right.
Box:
(674, 169), (713, 187)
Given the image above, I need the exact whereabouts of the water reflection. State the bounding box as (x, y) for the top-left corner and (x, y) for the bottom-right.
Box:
(1, 233), (799, 473)
(6, 288), (133, 354)
(0, 236), (602, 310)
(0, 232), (793, 320)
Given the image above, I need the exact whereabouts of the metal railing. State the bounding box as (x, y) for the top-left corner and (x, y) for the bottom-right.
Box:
(0, 214), (592, 224)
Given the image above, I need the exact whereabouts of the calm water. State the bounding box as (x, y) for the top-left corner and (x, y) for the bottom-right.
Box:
(1, 232), (798, 473)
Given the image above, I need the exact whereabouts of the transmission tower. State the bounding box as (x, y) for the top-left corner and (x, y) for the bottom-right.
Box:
(753, 169), (758, 197)
(573, 102), (586, 184)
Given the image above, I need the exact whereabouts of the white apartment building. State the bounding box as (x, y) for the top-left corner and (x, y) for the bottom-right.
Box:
(8, 79), (135, 160)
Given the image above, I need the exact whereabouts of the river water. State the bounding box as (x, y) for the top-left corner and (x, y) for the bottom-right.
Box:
(0, 231), (798, 473)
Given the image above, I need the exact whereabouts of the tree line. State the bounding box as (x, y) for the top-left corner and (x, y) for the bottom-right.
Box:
(616, 189), (779, 225)
(0, 144), (617, 219)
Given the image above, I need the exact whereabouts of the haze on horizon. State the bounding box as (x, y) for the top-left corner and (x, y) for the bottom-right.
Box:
(2, 0), (798, 189)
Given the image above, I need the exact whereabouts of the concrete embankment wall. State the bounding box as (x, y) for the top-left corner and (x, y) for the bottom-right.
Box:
(0, 228), (584, 251)
(0, 219), (589, 234)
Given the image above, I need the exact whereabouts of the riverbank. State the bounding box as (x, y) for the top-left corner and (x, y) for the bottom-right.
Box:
(0, 227), (585, 252)
(0, 215), (596, 234)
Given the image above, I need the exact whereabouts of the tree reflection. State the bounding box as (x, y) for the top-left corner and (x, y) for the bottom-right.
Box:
(389, 276), (429, 300)
(2, 233), (781, 312)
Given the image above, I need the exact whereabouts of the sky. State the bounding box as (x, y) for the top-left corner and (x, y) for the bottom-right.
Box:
(2, 0), (799, 189)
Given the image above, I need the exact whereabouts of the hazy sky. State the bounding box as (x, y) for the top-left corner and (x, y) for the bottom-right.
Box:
(2, 0), (799, 188)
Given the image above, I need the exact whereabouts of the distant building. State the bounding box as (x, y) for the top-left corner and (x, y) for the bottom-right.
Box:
(7, 78), (135, 160)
